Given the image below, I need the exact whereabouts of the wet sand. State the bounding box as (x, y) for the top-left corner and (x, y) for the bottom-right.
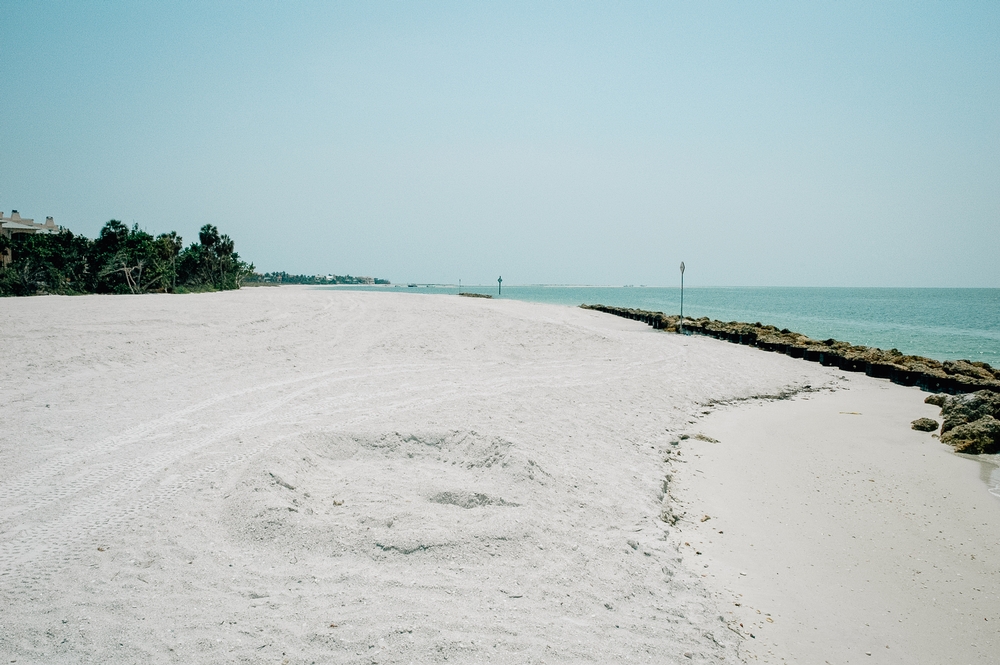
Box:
(676, 376), (1000, 663)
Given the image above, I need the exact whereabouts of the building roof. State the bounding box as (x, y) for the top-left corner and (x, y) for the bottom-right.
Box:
(1, 221), (46, 231)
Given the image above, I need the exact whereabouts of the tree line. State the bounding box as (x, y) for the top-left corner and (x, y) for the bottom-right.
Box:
(0, 220), (253, 296)
(251, 272), (390, 285)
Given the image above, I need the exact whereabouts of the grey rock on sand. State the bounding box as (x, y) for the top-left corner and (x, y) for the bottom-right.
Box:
(911, 417), (939, 432)
(926, 390), (1000, 453)
(942, 414), (1000, 454)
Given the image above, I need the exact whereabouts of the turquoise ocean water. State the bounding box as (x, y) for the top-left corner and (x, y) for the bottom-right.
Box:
(322, 285), (1000, 367)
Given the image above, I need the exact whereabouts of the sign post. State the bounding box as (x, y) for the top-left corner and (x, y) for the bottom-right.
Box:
(498, 276), (502, 295)
(679, 262), (685, 334)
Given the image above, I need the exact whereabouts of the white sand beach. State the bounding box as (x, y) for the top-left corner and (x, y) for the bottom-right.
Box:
(2, 287), (997, 664)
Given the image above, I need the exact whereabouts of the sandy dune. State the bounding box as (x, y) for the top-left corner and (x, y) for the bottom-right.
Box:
(1, 287), (995, 663)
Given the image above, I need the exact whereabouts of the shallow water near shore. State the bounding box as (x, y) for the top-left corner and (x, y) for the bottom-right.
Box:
(976, 456), (1000, 499)
(324, 285), (1000, 366)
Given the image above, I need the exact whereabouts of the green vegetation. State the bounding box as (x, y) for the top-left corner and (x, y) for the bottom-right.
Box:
(249, 272), (390, 285)
(0, 220), (253, 296)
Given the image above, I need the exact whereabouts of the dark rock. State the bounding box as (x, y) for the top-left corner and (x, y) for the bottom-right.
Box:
(940, 415), (1000, 454)
(917, 374), (958, 394)
(786, 345), (806, 359)
(924, 394), (948, 407)
(866, 362), (895, 379)
(838, 356), (867, 372)
(911, 417), (939, 432)
(819, 351), (842, 367)
(938, 391), (1000, 434)
(922, 391), (1000, 454)
(892, 368), (918, 387)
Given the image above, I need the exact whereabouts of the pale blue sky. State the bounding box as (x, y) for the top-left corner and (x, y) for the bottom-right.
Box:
(2, 2), (998, 286)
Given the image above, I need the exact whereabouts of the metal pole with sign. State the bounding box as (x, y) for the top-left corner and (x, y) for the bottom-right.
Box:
(679, 262), (685, 334)
(498, 276), (502, 295)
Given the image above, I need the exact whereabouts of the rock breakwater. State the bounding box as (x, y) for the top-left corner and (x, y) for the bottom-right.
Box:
(580, 304), (1000, 396)
(925, 391), (1000, 454)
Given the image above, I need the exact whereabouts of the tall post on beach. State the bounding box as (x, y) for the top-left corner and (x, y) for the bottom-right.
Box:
(459, 279), (461, 294)
(498, 276), (502, 295)
(679, 261), (685, 334)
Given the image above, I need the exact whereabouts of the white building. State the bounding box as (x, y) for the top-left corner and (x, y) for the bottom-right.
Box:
(1, 210), (64, 267)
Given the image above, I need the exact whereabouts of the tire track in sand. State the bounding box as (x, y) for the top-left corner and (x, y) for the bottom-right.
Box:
(0, 365), (421, 583)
